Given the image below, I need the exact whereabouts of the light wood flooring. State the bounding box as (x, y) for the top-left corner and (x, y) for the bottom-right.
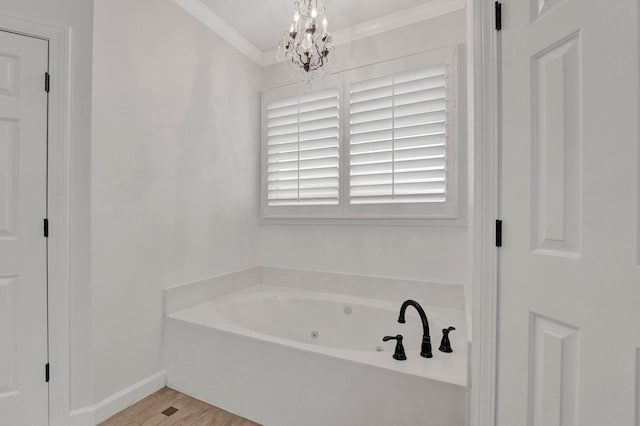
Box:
(99, 387), (261, 426)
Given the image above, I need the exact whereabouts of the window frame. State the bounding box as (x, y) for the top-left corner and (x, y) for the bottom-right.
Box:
(344, 48), (458, 219)
(261, 47), (460, 221)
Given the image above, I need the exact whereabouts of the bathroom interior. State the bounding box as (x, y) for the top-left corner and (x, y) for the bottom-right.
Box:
(0, 0), (639, 425)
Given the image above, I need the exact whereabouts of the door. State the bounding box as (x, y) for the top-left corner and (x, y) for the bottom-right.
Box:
(497, 0), (639, 425)
(0, 31), (49, 425)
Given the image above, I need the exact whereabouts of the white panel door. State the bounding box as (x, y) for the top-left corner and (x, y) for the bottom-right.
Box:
(497, 0), (640, 425)
(0, 31), (49, 426)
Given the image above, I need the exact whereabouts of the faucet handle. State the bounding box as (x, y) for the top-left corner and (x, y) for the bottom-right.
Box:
(383, 335), (407, 361)
(439, 326), (456, 353)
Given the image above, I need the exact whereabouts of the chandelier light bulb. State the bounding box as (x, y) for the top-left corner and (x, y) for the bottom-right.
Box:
(293, 11), (300, 22)
(311, 7), (318, 18)
(322, 17), (328, 30)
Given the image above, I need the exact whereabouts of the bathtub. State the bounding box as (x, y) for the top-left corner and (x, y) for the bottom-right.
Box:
(165, 283), (468, 426)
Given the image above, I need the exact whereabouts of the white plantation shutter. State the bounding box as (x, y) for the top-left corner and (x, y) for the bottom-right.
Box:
(349, 64), (448, 205)
(262, 48), (458, 219)
(266, 87), (340, 207)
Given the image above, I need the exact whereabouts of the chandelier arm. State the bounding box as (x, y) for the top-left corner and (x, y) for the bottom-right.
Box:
(313, 43), (322, 65)
(296, 52), (307, 70)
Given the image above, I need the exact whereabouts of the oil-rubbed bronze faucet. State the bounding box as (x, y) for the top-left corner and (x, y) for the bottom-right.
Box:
(382, 335), (407, 361)
(439, 326), (456, 353)
(398, 300), (432, 358)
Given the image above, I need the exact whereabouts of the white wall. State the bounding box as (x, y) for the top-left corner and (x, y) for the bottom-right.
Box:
(0, 0), (95, 412)
(260, 225), (468, 284)
(260, 11), (470, 288)
(0, 1), (468, 420)
(91, 0), (261, 404)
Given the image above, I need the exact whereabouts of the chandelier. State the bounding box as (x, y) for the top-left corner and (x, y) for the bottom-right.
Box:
(276, 0), (335, 84)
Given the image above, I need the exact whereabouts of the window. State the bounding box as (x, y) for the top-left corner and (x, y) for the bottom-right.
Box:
(262, 48), (458, 219)
(348, 65), (447, 205)
(266, 87), (340, 207)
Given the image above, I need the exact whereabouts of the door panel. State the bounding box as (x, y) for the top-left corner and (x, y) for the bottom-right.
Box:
(0, 30), (49, 426)
(498, 0), (640, 425)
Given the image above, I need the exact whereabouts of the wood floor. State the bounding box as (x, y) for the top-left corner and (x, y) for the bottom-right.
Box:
(99, 387), (261, 426)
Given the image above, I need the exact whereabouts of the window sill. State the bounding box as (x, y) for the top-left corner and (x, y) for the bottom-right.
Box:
(260, 216), (467, 228)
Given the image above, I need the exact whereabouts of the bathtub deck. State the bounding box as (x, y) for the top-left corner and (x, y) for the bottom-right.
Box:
(99, 387), (261, 426)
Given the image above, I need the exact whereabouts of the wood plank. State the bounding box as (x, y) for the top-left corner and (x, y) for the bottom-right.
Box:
(157, 397), (212, 425)
(118, 388), (183, 424)
(194, 408), (259, 426)
(98, 387), (261, 426)
(99, 412), (140, 426)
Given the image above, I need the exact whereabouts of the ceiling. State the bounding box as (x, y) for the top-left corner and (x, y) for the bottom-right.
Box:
(199, 0), (437, 52)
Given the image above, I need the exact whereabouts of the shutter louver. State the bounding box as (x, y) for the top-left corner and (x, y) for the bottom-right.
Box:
(267, 88), (340, 206)
(349, 65), (447, 205)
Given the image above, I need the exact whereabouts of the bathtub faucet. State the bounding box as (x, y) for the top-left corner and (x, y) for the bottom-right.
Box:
(397, 300), (432, 358)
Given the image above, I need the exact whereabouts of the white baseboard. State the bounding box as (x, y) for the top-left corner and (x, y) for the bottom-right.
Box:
(68, 405), (95, 426)
(69, 370), (166, 425)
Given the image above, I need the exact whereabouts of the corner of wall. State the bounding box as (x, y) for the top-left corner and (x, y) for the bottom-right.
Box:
(69, 370), (166, 426)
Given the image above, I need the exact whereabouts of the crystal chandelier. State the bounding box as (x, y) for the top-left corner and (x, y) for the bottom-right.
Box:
(276, 0), (335, 85)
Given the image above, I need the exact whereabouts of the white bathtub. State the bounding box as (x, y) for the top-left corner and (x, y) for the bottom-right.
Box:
(165, 283), (468, 426)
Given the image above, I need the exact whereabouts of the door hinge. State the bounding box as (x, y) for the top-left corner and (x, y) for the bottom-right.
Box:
(45, 363), (50, 383)
(44, 72), (50, 93)
(495, 1), (502, 31)
(43, 218), (49, 238)
(496, 219), (502, 247)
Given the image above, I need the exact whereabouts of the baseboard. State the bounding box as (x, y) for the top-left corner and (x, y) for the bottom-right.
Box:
(68, 405), (95, 426)
(69, 370), (166, 425)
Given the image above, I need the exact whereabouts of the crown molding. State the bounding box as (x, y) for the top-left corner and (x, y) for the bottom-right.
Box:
(175, 0), (466, 67)
(173, 0), (265, 65)
(263, 0), (466, 65)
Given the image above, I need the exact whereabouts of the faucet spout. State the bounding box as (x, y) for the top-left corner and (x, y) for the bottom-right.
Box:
(398, 300), (432, 358)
